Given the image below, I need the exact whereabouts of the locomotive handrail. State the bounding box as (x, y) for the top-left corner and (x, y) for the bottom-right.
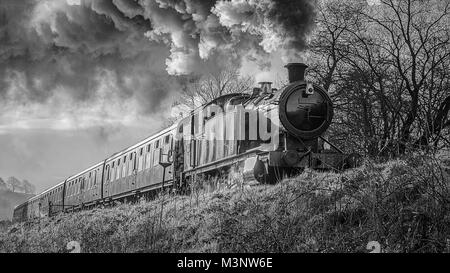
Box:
(184, 149), (264, 175)
(319, 136), (344, 154)
(48, 204), (76, 207)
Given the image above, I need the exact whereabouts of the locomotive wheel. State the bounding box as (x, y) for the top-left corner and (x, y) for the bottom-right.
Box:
(253, 160), (278, 184)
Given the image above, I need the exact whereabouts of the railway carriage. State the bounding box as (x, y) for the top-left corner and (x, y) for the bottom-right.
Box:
(27, 196), (40, 219)
(13, 63), (358, 222)
(37, 182), (65, 217)
(64, 163), (103, 212)
(12, 202), (28, 223)
(102, 124), (176, 202)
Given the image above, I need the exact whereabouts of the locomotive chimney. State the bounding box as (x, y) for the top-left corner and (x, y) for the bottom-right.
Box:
(285, 63), (308, 83)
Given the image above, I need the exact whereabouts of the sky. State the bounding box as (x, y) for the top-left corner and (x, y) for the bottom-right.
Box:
(0, 0), (317, 193)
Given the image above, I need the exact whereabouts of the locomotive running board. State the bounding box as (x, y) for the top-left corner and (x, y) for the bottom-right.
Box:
(183, 150), (267, 177)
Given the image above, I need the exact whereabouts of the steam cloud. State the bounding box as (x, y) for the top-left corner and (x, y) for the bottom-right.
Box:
(0, 0), (317, 130)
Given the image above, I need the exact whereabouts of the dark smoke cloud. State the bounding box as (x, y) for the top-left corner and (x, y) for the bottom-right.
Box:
(0, 0), (176, 117)
(0, 0), (317, 127)
(268, 0), (317, 53)
(139, 0), (317, 74)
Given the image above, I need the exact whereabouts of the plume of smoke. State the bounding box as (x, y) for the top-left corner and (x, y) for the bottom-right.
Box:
(139, 0), (317, 74)
(0, 0), (317, 132)
(0, 0), (177, 120)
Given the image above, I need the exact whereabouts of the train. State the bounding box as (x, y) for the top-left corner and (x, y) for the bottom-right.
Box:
(13, 63), (358, 222)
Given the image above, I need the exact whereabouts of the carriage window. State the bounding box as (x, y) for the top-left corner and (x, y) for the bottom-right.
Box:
(123, 156), (126, 163)
(140, 148), (143, 156)
(147, 144), (151, 152)
(165, 135), (170, 144)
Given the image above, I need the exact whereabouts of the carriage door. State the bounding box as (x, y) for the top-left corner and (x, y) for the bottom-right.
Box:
(189, 114), (196, 168)
(93, 169), (98, 200)
(160, 135), (173, 182)
(174, 124), (185, 189)
(104, 164), (111, 198)
(80, 177), (85, 205)
(130, 151), (137, 191)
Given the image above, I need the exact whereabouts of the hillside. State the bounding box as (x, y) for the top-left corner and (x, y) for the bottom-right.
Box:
(0, 190), (35, 220)
(0, 155), (448, 253)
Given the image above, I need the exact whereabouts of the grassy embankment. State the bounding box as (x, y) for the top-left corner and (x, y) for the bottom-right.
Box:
(1, 154), (449, 253)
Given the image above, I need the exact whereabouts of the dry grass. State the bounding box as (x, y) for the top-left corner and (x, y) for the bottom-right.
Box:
(0, 154), (449, 253)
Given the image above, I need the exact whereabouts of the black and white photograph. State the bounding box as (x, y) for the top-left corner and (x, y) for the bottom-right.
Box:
(0, 0), (449, 260)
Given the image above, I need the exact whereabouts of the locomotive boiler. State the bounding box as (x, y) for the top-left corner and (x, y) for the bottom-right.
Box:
(13, 63), (356, 222)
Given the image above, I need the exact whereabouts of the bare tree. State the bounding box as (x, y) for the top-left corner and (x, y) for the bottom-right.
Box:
(177, 64), (254, 110)
(307, 0), (450, 156)
(362, 0), (450, 152)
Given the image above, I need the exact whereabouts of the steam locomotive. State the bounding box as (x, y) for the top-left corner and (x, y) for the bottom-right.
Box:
(13, 63), (357, 222)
